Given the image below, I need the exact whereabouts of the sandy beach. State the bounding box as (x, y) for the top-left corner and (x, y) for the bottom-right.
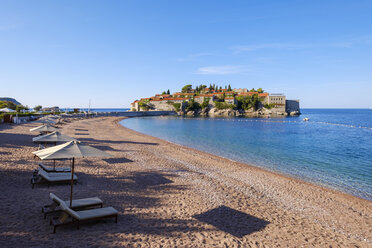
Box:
(0, 116), (371, 247)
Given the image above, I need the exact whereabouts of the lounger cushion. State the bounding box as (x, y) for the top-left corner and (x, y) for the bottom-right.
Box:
(50, 193), (103, 208)
(59, 200), (117, 220)
(71, 207), (118, 220)
(64, 197), (103, 208)
(59, 201), (81, 219)
(39, 169), (77, 181)
(39, 163), (70, 172)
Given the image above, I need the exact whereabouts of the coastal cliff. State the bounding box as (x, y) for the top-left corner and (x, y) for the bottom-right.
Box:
(181, 106), (296, 118)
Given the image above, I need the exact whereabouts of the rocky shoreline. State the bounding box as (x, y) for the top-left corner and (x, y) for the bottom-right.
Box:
(180, 107), (301, 118)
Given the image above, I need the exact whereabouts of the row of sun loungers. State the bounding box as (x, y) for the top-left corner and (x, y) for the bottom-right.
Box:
(44, 193), (118, 233)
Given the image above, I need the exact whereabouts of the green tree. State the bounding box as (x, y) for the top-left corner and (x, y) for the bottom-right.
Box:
(215, 102), (236, 110)
(139, 100), (150, 110)
(162, 91), (167, 94)
(173, 103), (181, 112)
(0, 100), (17, 110)
(186, 99), (200, 112)
(167, 89), (170, 94)
(236, 95), (260, 111)
(257, 88), (264, 93)
(201, 98), (210, 109)
(249, 88), (256, 92)
(34, 105), (42, 112)
(16, 105), (28, 112)
(227, 84), (232, 91)
(182, 84), (192, 93)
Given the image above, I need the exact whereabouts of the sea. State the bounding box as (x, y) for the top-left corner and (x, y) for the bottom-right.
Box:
(120, 109), (372, 201)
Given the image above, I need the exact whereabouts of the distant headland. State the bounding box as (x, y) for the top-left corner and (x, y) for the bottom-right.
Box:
(131, 84), (301, 117)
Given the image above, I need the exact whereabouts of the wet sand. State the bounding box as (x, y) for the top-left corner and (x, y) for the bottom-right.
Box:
(0, 117), (371, 247)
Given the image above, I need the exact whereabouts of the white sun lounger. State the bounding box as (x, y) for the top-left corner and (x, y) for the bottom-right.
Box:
(51, 198), (118, 233)
(31, 169), (77, 188)
(39, 162), (71, 173)
(42, 193), (103, 218)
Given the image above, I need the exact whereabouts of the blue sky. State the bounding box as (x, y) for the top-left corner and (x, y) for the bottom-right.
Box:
(1, 0), (371, 108)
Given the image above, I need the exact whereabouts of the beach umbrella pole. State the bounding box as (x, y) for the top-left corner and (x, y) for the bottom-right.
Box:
(70, 157), (75, 207)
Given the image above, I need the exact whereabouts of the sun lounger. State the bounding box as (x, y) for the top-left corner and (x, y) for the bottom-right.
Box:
(42, 193), (103, 219)
(51, 199), (118, 233)
(31, 169), (77, 189)
(39, 162), (71, 173)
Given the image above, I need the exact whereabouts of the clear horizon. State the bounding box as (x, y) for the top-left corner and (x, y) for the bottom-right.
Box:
(1, 1), (371, 108)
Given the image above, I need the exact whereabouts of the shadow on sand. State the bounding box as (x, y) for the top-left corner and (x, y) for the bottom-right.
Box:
(193, 205), (270, 238)
(103, 157), (133, 164)
(77, 137), (158, 146)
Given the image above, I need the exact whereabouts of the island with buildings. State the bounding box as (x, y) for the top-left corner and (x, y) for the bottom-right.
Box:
(130, 84), (300, 117)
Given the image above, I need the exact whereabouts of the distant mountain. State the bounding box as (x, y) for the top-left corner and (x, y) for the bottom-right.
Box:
(0, 97), (21, 105)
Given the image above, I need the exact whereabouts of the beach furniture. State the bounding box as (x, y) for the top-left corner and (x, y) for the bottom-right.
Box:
(32, 131), (76, 144)
(42, 193), (103, 219)
(33, 140), (112, 207)
(31, 169), (77, 189)
(38, 162), (71, 173)
(51, 198), (118, 233)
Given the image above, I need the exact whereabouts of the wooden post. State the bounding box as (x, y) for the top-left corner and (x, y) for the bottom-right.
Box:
(70, 158), (75, 208)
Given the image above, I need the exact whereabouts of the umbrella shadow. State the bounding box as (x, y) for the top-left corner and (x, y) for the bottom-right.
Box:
(193, 205), (270, 238)
(0, 132), (35, 148)
(103, 157), (133, 164)
(90, 145), (123, 152)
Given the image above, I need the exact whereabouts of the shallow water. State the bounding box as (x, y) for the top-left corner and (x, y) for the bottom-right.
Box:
(120, 109), (372, 201)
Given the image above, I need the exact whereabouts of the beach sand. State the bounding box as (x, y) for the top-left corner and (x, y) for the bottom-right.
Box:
(0, 117), (371, 247)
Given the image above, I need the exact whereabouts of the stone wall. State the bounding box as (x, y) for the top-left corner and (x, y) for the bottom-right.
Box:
(150, 101), (175, 111)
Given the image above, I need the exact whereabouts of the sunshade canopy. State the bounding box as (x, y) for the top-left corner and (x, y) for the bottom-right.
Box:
(34, 117), (57, 124)
(32, 140), (112, 160)
(32, 131), (76, 143)
(30, 124), (58, 133)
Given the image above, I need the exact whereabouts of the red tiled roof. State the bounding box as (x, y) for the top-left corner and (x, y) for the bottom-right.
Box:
(259, 93), (269, 97)
(225, 97), (235, 100)
(173, 92), (194, 95)
(238, 92), (258, 96)
(163, 97), (186, 101)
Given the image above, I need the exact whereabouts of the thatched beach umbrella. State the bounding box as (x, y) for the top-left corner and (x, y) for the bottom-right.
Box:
(32, 141), (112, 207)
(30, 124), (58, 134)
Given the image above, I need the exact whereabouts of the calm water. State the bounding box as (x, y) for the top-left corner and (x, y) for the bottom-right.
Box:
(120, 109), (372, 201)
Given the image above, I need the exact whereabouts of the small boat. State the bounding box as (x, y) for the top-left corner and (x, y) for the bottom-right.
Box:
(303, 117), (309, 121)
